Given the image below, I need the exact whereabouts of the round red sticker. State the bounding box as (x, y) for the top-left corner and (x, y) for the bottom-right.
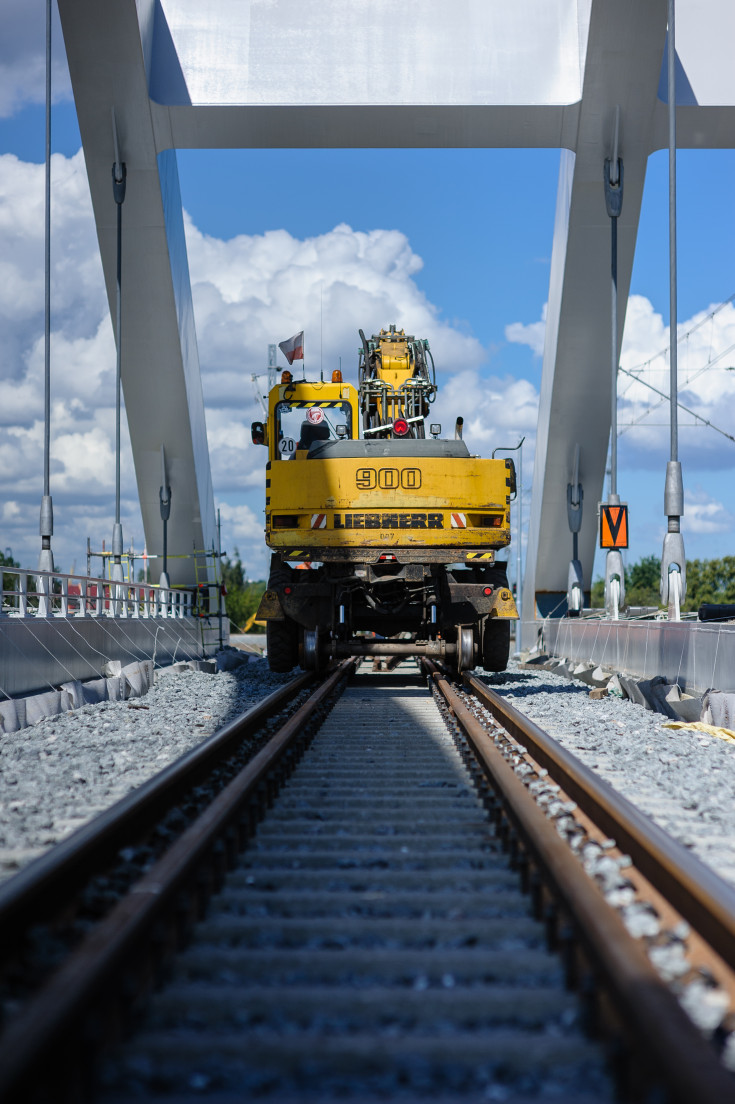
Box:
(306, 408), (325, 424)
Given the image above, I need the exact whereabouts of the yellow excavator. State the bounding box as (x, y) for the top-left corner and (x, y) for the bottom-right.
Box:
(251, 326), (518, 673)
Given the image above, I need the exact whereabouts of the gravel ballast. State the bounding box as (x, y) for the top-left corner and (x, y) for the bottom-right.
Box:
(480, 663), (735, 887)
(0, 656), (294, 884)
(2, 656), (735, 895)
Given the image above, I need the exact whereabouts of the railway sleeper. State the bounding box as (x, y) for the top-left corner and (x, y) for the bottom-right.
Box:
(3, 661), (733, 1103)
(94, 668), (615, 1102)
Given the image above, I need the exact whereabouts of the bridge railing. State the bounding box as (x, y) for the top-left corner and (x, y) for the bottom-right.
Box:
(0, 568), (198, 621)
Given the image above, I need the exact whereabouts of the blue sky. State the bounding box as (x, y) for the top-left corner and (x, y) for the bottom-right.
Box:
(1, 4), (735, 595)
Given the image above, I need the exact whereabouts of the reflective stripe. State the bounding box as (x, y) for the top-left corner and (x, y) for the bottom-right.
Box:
(311, 514), (327, 529)
(450, 513), (467, 528)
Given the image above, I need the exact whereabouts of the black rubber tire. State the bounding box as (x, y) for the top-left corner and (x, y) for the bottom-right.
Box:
(266, 618), (299, 673)
(482, 619), (510, 672)
(267, 553), (292, 590)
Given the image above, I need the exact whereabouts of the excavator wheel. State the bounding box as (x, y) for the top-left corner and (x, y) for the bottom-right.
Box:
(482, 618), (510, 672)
(266, 619), (299, 672)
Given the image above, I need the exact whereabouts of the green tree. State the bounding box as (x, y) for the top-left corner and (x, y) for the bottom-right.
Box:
(590, 553), (735, 613)
(626, 554), (661, 607)
(591, 553), (661, 608)
(683, 556), (735, 611)
(220, 548), (267, 631)
(1, 549), (20, 611)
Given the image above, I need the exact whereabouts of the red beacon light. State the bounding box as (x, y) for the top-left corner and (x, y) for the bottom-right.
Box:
(392, 418), (409, 437)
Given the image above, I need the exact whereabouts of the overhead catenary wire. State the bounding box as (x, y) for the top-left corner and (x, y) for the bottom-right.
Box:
(618, 364), (735, 444)
(621, 291), (735, 383)
(619, 336), (735, 427)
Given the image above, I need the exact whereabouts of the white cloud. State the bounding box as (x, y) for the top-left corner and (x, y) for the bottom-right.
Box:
(4, 145), (732, 583)
(504, 293), (735, 474)
(216, 502), (264, 546)
(682, 488), (735, 536)
(0, 151), (517, 577)
(184, 217), (486, 391)
(182, 216), (517, 570)
(0, 1), (71, 117)
(505, 303), (547, 356)
(617, 295), (735, 465)
(433, 369), (538, 465)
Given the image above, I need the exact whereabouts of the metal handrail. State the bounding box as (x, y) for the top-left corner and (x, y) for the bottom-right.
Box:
(0, 567), (197, 621)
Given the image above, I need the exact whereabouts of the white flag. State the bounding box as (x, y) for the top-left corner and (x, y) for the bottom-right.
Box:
(278, 331), (304, 364)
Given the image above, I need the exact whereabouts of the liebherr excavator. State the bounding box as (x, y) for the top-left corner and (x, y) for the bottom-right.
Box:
(251, 326), (518, 673)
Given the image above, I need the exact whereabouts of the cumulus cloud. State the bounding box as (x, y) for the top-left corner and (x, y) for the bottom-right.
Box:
(184, 217), (497, 561)
(0, 150), (518, 578)
(505, 303), (547, 357)
(6, 141), (733, 583)
(505, 294), (735, 474)
(0, 1), (71, 117)
(0, 151), (137, 573)
(682, 488), (735, 536)
(184, 217), (487, 397)
(617, 295), (735, 466)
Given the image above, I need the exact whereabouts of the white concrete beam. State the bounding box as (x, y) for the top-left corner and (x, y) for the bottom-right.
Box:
(55, 0), (735, 605)
(523, 0), (669, 626)
(57, 0), (216, 586)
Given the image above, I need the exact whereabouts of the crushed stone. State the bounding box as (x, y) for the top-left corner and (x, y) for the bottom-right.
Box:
(0, 657), (294, 884)
(480, 663), (735, 887)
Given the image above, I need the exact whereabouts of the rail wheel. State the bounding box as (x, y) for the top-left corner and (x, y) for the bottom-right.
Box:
(266, 618), (299, 672)
(456, 626), (476, 674)
(482, 618), (510, 672)
(301, 627), (327, 673)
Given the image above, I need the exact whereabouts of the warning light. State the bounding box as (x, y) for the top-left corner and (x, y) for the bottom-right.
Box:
(284, 586), (292, 595)
(483, 586), (493, 596)
(393, 418), (409, 437)
(331, 369), (343, 383)
(599, 503), (629, 549)
(281, 370), (293, 384)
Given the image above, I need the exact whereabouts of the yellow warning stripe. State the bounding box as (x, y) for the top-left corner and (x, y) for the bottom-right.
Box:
(287, 401), (335, 409)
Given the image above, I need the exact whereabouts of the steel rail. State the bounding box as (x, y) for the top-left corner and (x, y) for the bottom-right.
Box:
(0, 660), (353, 1103)
(465, 672), (735, 970)
(0, 669), (314, 943)
(424, 662), (734, 1104)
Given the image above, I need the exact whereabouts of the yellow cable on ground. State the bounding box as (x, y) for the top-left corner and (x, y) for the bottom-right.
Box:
(662, 721), (735, 744)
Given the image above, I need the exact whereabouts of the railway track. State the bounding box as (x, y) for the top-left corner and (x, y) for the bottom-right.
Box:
(0, 659), (734, 1102)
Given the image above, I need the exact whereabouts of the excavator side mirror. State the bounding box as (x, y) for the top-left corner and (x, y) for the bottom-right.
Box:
(251, 421), (266, 446)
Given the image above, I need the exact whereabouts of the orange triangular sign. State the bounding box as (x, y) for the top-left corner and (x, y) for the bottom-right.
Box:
(600, 504), (629, 549)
